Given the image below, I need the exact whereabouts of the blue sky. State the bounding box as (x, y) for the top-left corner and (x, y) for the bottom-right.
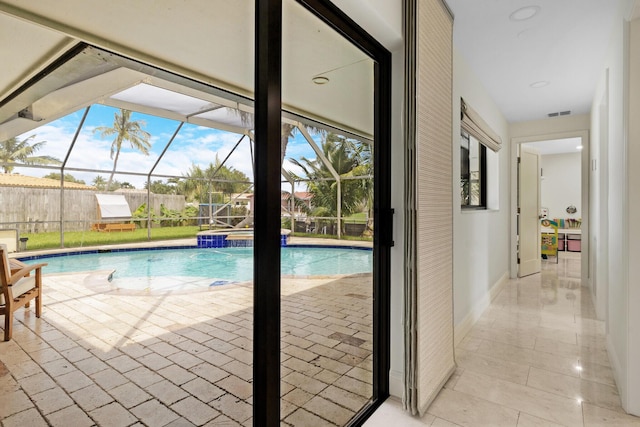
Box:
(19, 104), (319, 190)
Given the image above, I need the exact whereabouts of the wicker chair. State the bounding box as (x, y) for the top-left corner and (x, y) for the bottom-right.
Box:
(0, 244), (46, 341)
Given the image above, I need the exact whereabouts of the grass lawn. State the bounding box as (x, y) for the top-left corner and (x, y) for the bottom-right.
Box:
(343, 212), (368, 223)
(290, 232), (372, 242)
(22, 226), (200, 250)
(21, 226), (373, 250)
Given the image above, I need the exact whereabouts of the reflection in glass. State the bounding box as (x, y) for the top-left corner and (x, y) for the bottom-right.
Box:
(281, 0), (375, 424)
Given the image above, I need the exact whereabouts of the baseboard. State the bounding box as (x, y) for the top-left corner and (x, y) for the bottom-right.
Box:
(454, 272), (509, 347)
(389, 369), (404, 399)
(607, 334), (626, 410)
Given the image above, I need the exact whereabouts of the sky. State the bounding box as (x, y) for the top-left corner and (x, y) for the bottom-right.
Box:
(15, 104), (319, 191)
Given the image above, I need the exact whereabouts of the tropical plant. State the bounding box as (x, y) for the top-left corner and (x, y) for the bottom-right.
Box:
(92, 176), (107, 190)
(180, 156), (251, 203)
(93, 109), (151, 190)
(145, 179), (177, 194)
(181, 204), (199, 226)
(42, 173), (86, 185)
(0, 135), (61, 173)
(351, 142), (374, 233)
(159, 204), (181, 227)
(132, 203), (158, 228)
(288, 133), (371, 232)
(119, 181), (135, 189)
(92, 177), (126, 191)
(230, 206), (248, 226)
(234, 109), (324, 169)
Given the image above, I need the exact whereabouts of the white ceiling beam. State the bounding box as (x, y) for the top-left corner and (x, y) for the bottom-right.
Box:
(0, 1), (253, 100)
(31, 68), (146, 120)
(0, 68), (146, 140)
(100, 98), (188, 122)
(0, 37), (78, 102)
(143, 76), (242, 110)
(187, 116), (250, 136)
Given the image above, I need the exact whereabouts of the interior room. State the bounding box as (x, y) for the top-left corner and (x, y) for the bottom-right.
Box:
(527, 137), (584, 262)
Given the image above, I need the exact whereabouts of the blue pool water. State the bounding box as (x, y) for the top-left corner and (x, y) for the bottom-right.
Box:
(22, 246), (372, 282)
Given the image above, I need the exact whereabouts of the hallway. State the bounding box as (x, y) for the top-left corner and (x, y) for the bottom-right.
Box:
(367, 253), (640, 426)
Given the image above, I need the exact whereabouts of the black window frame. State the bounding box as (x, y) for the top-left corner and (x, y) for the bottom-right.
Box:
(460, 131), (487, 209)
(255, 1), (392, 426)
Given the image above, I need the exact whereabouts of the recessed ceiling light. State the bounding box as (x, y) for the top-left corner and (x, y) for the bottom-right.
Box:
(530, 80), (550, 88)
(576, 145), (583, 150)
(510, 6), (541, 21)
(312, 76), (330, 85)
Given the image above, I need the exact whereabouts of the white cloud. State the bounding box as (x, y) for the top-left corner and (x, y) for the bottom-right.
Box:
(14, 119), (317, 189)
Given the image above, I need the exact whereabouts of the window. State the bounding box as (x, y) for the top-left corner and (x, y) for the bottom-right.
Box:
(461, 131), (486, 208)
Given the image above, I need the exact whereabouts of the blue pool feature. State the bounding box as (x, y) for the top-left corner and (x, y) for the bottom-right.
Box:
(196, 228), (290, 248)
(21, 246), (372, 283)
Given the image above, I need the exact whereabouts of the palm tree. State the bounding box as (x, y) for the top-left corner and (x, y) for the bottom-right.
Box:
(180, 164), (209, 203)
(92, 176), (107, 190)
(288, 134), (369, 231)
(180, 158), (251, 203)
(234, 109), (323, 169)
(93, 109), (151, 190)
(43, 172), (86, 185)
(0, 135), (61, 173)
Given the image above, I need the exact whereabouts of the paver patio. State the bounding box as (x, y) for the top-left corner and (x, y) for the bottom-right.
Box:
(0, 251), (373, 426)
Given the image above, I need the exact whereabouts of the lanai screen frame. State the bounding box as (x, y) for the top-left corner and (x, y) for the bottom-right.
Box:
(0, 42), (374, 245)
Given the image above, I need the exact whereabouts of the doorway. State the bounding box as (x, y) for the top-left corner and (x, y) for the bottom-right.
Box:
(525, 137), (584, 267)
(511, 131), (589, 284)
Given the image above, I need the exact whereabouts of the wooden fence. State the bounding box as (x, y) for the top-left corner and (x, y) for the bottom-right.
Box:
(0, 187), (185, 233)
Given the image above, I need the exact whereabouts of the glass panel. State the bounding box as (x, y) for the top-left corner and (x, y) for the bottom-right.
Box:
(469, 136), (481, 205)
(281, 1), (375, 424)
(0, 3), (257, 425)
(461, 133), (483, 207)
(461, 133), (470, 205)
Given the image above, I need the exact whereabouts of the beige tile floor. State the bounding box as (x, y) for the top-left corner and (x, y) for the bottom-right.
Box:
(365, 252), (640, 427)
(1, 239), (373, 426)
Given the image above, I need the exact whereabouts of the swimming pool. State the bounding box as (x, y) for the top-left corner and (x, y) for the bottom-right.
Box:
(21, 246), (372, 291)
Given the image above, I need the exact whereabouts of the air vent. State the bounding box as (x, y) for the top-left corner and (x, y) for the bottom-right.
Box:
(547, 110), (571, 118)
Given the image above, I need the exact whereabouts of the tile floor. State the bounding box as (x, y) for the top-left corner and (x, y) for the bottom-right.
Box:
(365, 252), (640, 427)
(1, 240), (373, 426)
(5, 246), (639, 426)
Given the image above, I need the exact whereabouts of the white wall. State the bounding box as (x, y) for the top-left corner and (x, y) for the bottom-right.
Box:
(590, 68), (609, 323)
(625, 16), (640, 416)
(589, 0), (640, 415)
(331, 1), (406, 398)
(540, 152), (582, 220)
(388, 47), (405, 397)
(452, 50), (511, 340)
(332, 0), (402, 51)
(603, 21), (629, 409)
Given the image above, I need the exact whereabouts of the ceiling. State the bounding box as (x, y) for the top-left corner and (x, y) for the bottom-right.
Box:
(1, 0), (639, 143)
(445, 0), (633, 123)
(0, 0), (374, 143)
(524, 137), (583, 155)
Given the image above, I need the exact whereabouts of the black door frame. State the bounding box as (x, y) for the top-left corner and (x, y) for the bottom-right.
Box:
(253, 1), (392, 425)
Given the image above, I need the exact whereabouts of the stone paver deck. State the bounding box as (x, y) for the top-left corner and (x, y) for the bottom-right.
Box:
(1, 240), (373, 426)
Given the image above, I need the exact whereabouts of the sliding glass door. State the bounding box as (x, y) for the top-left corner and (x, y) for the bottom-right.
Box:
(253, 0), (391, 425)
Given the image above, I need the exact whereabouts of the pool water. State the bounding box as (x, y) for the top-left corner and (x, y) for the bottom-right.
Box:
(23, 247), (372, 283)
